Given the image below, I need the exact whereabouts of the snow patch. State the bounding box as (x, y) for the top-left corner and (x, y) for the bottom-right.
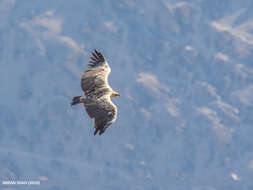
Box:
(230, 172), (240, 181)
(197, 107), (233, 143)
(232, 85), (253, 105)
(215, 53), (229, 62)
(104, 21), (117, 33)
(211, 9), (253, 45)
(137, 72), (170, 96)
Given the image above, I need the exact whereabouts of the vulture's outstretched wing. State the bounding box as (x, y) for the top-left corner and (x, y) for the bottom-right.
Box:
(84, 96), (117, 135)
(81, 49), (111, 99)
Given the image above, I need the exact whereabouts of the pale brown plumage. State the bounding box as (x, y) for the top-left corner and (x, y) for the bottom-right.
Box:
(71, 49), (119, 135)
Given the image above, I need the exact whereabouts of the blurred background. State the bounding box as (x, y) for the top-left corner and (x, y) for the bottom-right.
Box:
(0, 0), (253, 189)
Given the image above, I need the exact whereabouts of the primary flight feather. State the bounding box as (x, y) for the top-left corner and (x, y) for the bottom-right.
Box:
(71, 49), (120, 135)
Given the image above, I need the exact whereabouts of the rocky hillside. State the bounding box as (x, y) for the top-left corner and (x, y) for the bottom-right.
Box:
(0, 0), (253, 189)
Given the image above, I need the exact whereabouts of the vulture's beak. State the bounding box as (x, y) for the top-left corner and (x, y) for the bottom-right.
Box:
(111, 92), (120, 98)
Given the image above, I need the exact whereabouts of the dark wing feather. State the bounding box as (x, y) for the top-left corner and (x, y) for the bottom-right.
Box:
(88, 49), (105, 67)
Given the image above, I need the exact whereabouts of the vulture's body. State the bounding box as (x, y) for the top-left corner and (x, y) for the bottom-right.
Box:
(71, 50), (119, 135)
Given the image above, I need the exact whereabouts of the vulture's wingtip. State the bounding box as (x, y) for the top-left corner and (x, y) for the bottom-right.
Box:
(88, 49), (105, 67)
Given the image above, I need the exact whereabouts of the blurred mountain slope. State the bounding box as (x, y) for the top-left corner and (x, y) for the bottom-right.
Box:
(0, 0), (253, 189)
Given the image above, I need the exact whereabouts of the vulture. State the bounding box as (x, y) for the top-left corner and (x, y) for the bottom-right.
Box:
(71, 49), (119, 135)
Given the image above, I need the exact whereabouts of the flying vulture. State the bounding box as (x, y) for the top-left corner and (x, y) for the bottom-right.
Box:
(71, 49), (120, 135)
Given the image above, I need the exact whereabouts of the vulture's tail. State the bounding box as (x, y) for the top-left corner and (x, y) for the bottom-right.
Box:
(71, 96), (82, 106)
